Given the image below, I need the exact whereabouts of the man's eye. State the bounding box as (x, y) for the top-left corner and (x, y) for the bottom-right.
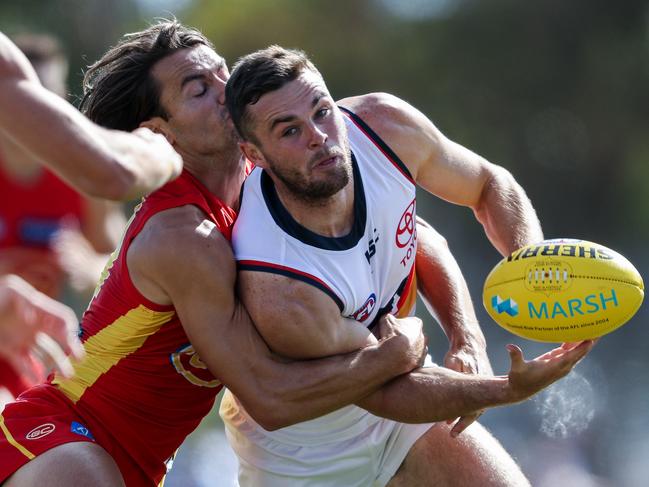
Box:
(316, 108), (330, 118)
(194, 86), (207, 97)
(282, 127), (298, 137)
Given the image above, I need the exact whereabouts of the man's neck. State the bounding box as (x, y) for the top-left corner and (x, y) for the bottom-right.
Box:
(183, 151), (247, 210)
(274, 176), (356, 238)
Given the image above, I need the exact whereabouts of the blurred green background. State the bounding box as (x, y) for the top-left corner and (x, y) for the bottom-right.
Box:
(3, 0), (648, 485)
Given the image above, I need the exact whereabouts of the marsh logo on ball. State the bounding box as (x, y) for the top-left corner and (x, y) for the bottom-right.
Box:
(491, 295), (519, 317)
(395, 199), (416, 248)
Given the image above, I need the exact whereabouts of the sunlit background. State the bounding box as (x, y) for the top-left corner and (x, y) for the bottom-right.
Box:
(3, 0), (649, 485)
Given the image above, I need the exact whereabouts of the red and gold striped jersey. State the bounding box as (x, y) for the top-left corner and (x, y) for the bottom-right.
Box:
(52, 169), (236, 482)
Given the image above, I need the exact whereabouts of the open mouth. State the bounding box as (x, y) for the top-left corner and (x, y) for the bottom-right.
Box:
(314, 155), (338, 169)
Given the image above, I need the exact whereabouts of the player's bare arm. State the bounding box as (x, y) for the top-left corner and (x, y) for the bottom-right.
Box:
(127, 205), (426, 430)
(357, 339), (594, 436)
(407, 216), (495, 436)
(238, 271), (380, 359)
(338, 93), (543, 255)
(416, 217), (491, 376)
(0, 32), (181, 201)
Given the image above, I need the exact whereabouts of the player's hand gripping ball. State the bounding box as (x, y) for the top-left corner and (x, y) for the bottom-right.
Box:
(483, 239), (644, 342)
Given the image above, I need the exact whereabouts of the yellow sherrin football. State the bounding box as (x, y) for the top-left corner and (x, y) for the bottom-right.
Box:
(483, 239), (644, 342)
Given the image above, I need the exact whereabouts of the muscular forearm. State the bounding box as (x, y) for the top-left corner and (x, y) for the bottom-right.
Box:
(473, 167), (543, 256)
(356, 340), (595, 424)
(0, 80), (154, 200)
(239, 333), (418, 430)
(356, 365), (511, 423)
(416, 220), (485, 348)
(0, 33), (179, 201)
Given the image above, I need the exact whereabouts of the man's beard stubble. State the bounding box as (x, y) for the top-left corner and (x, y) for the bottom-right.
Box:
(269, 143), (353, 205)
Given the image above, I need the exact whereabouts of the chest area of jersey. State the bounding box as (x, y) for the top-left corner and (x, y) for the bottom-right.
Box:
(352, 201), (416, 321)
(291, 193), (417, 327)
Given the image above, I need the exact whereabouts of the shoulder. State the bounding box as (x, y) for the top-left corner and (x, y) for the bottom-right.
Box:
(338, 93), (443, 172)
(129, 204), (235, 290)
(339, 92), (408, 117)
(338, 93), (428, 136)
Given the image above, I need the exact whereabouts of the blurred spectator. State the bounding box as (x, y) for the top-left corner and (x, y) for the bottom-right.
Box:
(0, 33), (125, 407)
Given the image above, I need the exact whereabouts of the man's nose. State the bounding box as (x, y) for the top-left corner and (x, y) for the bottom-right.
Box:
(214, 77), (227, 105)
(307, 123), (327, 148)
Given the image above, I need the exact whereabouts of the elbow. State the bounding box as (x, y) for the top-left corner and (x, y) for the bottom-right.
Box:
(242, 376), (314, 431)
(475, 166), (511, 207)
(416, 219), (449, 259)
(242, 398), (295, 431)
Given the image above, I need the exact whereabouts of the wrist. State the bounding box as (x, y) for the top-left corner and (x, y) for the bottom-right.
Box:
(378, 334), (419, 376)
(449, 327), (486, 349)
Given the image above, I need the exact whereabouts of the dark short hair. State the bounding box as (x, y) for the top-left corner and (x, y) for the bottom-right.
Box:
(226, 45), (319, 141)
(80, 20), (212, 131)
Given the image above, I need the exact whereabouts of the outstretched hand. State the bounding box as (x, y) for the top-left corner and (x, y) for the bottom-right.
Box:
(447, 340), (595, 438)
(506, 340), (596, 402)
(0, 275), (84, 382)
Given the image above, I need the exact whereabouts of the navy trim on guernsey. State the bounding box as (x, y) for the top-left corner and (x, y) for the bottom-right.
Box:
(238, 260), (345, 312)
(339, 106), (415, 184)
(260, 153), (367, 250)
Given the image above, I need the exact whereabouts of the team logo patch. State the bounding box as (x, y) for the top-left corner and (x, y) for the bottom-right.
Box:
(26, 423), (55, 440)
(170, 344), (221, 388)
(352, 293), (377, 323)
(70, 421), (94, 440)
(395, 199), (416, 248)
(491, 295), (519, 317)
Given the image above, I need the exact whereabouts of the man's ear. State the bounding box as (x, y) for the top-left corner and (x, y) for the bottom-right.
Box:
(140, 117), (175, 145)
(239, 140), (267, 169)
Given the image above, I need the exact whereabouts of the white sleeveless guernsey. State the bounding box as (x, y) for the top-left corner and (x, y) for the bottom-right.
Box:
(220, 108), (432, 487)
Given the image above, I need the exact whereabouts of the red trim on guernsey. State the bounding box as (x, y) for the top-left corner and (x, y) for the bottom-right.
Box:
(341, 110), (416, 185)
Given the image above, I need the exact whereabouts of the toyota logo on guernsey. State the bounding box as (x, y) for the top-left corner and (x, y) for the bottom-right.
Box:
(26, 423), (56, 440)
(492, 295), (519, 317)
(395, 199), (416, 248)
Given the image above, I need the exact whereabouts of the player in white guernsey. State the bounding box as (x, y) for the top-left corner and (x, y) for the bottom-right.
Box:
(220, 46), (595, 487)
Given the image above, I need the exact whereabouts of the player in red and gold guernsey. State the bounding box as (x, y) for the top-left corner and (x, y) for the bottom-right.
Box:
(0, 168), (240, 485)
